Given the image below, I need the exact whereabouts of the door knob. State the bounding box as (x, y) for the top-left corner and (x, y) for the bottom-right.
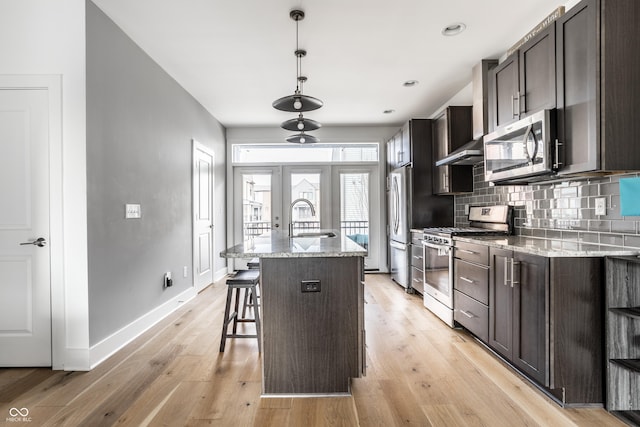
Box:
(20, 237), (47, 247)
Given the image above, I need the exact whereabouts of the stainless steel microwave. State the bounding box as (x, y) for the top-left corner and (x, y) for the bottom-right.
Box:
(483, 109), (557, 183)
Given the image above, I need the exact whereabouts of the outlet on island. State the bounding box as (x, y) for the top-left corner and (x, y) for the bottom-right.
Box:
(301, 280), (321, 293)
(164, 272), (173, 289)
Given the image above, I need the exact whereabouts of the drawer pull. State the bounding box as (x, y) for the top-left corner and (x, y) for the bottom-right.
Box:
(413, 255), (423, 260)
(458, 249), (477, 255)
(459, 276), (474, 284)
(413, 278), (422, 283)
(460, 310), (475, 319)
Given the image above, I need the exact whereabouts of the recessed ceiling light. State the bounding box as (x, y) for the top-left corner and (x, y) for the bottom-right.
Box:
(442, 23), (466, 36)
(403, 80), (419, 87)
(383, 109), (395, 114)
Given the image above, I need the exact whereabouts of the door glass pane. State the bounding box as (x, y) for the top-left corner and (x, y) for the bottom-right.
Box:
(242, 173), (271, 242)
(290, 173), (320, 232)
(340, 173), (369, 250)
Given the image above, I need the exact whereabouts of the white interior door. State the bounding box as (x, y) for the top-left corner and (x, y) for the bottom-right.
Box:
(193, 141), (214, 292)
(0, 88), (52, 367)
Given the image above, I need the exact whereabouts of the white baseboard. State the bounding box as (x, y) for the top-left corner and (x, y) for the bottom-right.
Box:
(59, 347), (91, 371)
(214, 266), (228, 282)
(88, 287), (197, 370)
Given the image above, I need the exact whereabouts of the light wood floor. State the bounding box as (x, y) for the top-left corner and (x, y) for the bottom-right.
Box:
(0, 274), (626, 426)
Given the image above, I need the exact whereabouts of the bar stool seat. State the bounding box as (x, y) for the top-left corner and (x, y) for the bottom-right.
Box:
(247, 258), (260, 269)
(220, 269), (261, 352)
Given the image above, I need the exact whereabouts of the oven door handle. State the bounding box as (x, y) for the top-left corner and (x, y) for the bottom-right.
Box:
(422, 241), (449, 251)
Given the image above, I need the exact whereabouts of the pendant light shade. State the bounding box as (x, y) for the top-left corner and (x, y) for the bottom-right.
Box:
(272, 94), (323, 112)
(286, 133), (318, 144)
(281, 114), (322, 131)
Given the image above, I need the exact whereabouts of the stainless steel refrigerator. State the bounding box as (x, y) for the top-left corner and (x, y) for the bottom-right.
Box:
(387, 119), (455, 291)
(389, 166), (411, 287)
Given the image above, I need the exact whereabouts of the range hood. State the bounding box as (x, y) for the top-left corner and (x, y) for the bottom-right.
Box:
(435, 59), (497, 167)
(435, 137), (484, 166)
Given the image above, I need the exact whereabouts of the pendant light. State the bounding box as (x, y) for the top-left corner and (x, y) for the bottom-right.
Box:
(286, 132), (319, 144)
(272, 10), (323, 113)
(281, 112), (321, 132)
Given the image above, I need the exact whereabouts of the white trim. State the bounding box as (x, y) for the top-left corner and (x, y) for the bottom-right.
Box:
(89, 287), (197, 369)
(0, 75), (65, 369)
(214, 267), (228, 283)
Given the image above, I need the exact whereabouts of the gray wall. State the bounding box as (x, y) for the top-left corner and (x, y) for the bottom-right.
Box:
(455, 164), (640, 248)
(86, 1), (226, 345)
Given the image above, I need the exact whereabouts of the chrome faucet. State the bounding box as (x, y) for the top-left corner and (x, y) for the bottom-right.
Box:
(289, 198), (316, 236)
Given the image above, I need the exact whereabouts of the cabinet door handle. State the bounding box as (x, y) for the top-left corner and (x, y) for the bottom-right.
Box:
(519, 92), (525, 115)
(413, 278), (422, 283)
(459, 276), (474, 284)
(504, 257), (509, 286)
(413, 255), (423, 260)
(554, 139), (563, 169)
(511, 259), (520, 287)
(459, 310), (475, 319)
(512, 93), (520, 119)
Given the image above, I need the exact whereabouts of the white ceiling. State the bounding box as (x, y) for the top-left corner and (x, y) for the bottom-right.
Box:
(91, 0), (570, 129)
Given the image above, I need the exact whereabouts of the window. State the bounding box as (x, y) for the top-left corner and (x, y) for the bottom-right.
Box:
(232, 143), (379, 164)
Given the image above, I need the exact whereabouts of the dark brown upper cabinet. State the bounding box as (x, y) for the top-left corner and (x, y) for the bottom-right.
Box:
(386, 122), (412, 169)
(555, 0), (640, 176)
(488, 24), (556, 132)
(433, 106), (473, 194)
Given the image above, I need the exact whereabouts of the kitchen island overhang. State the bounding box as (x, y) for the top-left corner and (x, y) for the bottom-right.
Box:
(221, 231), (367, 396)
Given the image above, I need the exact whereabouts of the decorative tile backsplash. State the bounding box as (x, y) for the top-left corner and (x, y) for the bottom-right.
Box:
(454, 164), (640, 248)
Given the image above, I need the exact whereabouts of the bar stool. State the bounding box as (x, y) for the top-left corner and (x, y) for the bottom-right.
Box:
(220, 269), (261, 352)
(242, 258), (260, 317)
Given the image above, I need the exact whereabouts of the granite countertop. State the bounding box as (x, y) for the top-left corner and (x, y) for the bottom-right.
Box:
(453, 235), (640, 258)
(220, 230), (367, 258)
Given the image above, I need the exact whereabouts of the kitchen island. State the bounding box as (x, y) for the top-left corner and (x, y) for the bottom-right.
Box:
(221, 230), (367, 396)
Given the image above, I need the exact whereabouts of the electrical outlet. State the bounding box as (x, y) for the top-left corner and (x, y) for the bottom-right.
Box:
(464, 204), (470, 215)
(183, 266), (188, 278)
(301, 280), (321, 293)
(164, 272), (173, 289)
(125, 203), (141, 219)
(595, 198), (606, 216)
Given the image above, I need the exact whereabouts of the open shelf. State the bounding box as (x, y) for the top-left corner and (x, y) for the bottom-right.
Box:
(610, 307), (640, 319)
(610, 359), (640, 374)
(606, 257), (640, 418)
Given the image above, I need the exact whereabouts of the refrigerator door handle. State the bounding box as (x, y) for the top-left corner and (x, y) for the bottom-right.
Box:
(392, 176), (400, 234)
(389, 240), (407, 251)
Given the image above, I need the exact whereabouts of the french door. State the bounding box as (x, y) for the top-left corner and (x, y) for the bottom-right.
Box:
(233, 165), (379, 270)
(332, 166), (379, 270)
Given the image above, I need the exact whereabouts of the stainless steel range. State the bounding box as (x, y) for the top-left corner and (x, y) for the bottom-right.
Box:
(422, 205), (513, 327)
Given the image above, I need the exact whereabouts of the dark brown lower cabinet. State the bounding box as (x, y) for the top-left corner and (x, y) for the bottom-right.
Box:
(489, 249), (547, 385)
(260, 256), (365, 395)
(489, 247), (604, 405)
